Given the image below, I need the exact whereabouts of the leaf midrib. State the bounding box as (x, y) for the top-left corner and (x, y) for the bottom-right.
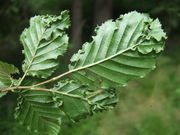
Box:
(33, 39), (145, 87)
(19, 18), (68, 85)
(18, 29), (47, 85)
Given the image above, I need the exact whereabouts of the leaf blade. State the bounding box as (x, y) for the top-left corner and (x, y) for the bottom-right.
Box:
(0, 61), (19, 97)
(15, 80), (65, 135)
(15, 80), (118, 135)
(0, 61), (19, 89)
(21, 10), (70, 78)
(69, 11), (167, 89)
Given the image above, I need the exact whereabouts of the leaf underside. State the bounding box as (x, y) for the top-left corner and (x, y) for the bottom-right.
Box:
(15, 11), (167, 135)
(69, 11), (166, 89)
(21, 10), (70, 78)
(15, 80), (117, 135)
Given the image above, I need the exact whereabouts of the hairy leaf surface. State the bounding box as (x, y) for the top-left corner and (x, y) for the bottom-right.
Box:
(21, 10), (70, 78)
(69, 11), (167, 89)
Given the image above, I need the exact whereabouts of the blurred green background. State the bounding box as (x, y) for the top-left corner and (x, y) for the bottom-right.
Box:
(0, 0), (180, 135)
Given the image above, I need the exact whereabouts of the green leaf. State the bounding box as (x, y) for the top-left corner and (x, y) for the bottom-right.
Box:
(69, 11), (167, 89)
(0, 82), (7, 98)
(0, 61), (19, 97)
(53, 80), (118, 122)
(15, 93), (65, 135)
(15, 80), (65, 135)
(15, 11), (167, 135)
(0, 61), (19, 86)
(0, 90), (7, 98)
(15, 80), (118, 135)
(147, 19), (167, 41)
(21, 10), (70, 78)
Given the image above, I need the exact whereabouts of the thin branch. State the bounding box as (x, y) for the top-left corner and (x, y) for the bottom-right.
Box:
(0, 87), (17, 92)
(29, 87), (90, 102)
(0, 39), (145, 103)
(0, 86), (92, 103)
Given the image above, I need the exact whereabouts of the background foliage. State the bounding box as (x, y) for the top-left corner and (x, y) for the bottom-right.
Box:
(0, 0), (180, 135)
